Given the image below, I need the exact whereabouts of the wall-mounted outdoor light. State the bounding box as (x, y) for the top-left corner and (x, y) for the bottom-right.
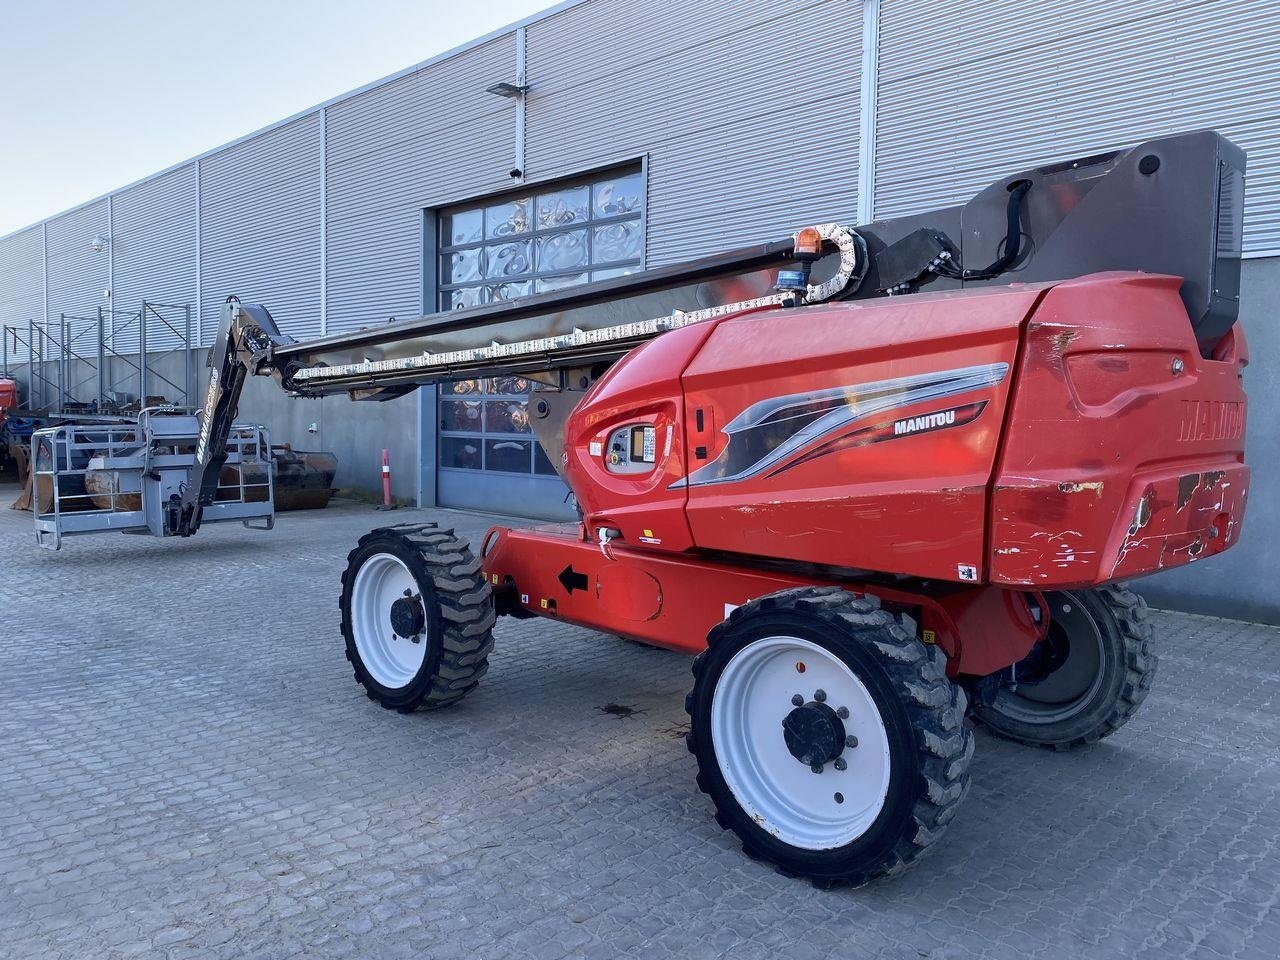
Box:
(485, 81), (530, 98)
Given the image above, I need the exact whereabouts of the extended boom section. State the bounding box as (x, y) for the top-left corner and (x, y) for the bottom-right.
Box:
(275, 222), (865, 397)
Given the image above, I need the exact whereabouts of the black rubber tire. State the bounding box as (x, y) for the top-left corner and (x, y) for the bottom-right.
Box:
(339, 522), (495, 712)
(685, 587), (974, 888)
(970, 585), (1155, 750)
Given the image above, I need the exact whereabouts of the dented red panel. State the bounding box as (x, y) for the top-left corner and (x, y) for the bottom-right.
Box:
(989, 273), (1249, 588)
(1107, 464), (1249, 579)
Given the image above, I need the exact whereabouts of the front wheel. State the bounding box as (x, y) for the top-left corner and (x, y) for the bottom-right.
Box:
(970, 585), (1155, 749)
(685, 587), (973, 887)
(339, 523), (495, 712)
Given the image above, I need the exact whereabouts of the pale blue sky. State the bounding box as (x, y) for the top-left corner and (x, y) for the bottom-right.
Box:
(0, 0), (553, 235)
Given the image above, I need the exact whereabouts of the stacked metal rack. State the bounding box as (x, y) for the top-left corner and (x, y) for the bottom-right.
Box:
(0, 300), (195, 413)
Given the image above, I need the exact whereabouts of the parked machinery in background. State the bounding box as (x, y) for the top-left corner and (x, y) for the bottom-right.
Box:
(270, 445), (338, 511)
(0, 377), (18, 479)
(29, 408), (275, 550)
(17, 416), (339, 545)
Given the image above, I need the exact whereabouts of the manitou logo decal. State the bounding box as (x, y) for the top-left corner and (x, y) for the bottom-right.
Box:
(894, 409), (959, 436)
(1177, 399), (1244, 442)
(763, 400), (992, 479)
(194, 367), (219, 465)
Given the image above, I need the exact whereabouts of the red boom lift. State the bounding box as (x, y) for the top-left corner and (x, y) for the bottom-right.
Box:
(179, 130), (1249, 885)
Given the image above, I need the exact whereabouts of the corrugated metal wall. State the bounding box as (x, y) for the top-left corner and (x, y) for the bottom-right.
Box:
(874, 0), (1280, 254)
(324, 35), (515, 333)
(525, 0), (861, 266)
(44, 200), (110, 340)
(111, 163), (198, 350)
(200, 113), (323, 341)
(0, 226), (42, 363)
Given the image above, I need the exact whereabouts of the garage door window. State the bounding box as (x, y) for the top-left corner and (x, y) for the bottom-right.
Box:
(438, 375), (561, 477)
(438, 167), (645, 310)
(437, 167), (645, 478)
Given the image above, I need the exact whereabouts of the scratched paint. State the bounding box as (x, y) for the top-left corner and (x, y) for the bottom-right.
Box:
(984, 274), (1249, 589)
(1051, 329), (1080, 357)
(1057, 481), (1105, 498)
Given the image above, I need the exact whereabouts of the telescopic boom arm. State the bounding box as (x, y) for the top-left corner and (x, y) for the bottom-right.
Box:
(171, 223), (864, 538)
(171, 300), (295, 536)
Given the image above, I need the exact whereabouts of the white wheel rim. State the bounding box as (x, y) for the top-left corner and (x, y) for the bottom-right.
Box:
(710, 636), (891, 850)
(351, 553), (428, 689)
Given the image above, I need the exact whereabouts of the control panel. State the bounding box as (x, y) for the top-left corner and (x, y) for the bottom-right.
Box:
(602, 423), (657, 475)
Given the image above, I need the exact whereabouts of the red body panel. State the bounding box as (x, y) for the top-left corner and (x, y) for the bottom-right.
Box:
(678, 287), (1041, 581)
(988, 274), (1249, 587)
(563, 272), (1248, 589)
(523, 271), (1251, 675)
(483, 525), (821, 654)
(562, 319), (723, 555)
(481, 525), (1039, 675)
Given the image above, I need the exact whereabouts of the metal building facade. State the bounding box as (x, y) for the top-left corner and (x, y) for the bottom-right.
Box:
(199, 113), (325, 343)
(110, 164), (198, 350)
(1, 0), (1278, 620)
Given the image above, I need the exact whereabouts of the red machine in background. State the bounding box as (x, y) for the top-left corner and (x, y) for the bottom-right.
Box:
(0, 377), (20, 478)
(181, 129), (1249, 886)
(0, 378), (16, 419)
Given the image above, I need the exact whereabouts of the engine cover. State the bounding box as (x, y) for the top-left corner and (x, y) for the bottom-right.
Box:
(565, 286), (1038, 579)
(563, 273), (1249, 587)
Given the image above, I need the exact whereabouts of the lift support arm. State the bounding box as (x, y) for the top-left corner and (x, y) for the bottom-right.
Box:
(171, 301), (295, 537)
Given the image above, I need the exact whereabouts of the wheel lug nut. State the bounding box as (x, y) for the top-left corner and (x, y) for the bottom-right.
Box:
(403, 588), (413, 597)
(813, 689), (827, 702)
(810, 763), (824, 774)
(834, 758), (847, 771)
(836, 706), (849, 719)
(791, 694), (804, 707)
(846, 735), (859, 749)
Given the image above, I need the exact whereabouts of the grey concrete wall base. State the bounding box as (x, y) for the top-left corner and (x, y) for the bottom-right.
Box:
(236, 374), (421, 503)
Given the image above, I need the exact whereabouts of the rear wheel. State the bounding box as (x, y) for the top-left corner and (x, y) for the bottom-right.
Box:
(685, 587), (973, 887)
(339, 523), (495, 712)
(970, 586), (1155, 749)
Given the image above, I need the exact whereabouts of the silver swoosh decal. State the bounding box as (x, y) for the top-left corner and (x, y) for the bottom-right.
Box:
(673, 362), (1008, 488)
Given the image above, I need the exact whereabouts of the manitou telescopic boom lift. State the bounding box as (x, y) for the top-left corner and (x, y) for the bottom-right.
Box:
(174, 130), (1249, 885)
